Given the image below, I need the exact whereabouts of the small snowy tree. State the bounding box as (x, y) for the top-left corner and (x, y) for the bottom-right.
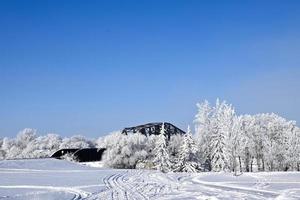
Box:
(153, 123), (171, 173)
(175, 126), (200, 173)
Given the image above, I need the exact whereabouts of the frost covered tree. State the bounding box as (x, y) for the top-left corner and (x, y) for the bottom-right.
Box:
(194, 100), (212, 167)
(227, 116), (242, 175)
(286, 127), (300, 171)
(17, 128), (38, 158)
(236, 114), (256, 172)
(1, 137), (13, 159)
(258, 113), (296, 171)
(168, 134), (185, 162)
(1, 129), (37, 159)
(209, 99), (234, 172)
(23, 134), (62, 158)
(60, 135), (93, 149)
(94, 136), (105, 149)
(194, 99), (235, 171)
(0, 138), (5, 160)
(17, 128), (37, 145)
(153, 123), (171, 173)
(101, 131), (150, 169)
(175, 126), (200, 173)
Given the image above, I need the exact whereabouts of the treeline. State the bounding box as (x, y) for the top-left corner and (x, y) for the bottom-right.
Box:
(1, 99), (299, 173)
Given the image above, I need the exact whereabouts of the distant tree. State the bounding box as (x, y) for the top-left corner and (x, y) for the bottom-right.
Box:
(60, 135), (93, 149)
(16, 128), (37, 146)
(17, 128), (38, 158)
(23, 134), (62, 158)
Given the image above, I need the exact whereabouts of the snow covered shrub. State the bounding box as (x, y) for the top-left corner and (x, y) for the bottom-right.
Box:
(61, 152), (78, 162)
(136, 159), (155, 170)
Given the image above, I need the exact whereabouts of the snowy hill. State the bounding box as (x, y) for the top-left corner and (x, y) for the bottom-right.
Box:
(0, 159), (300, 199)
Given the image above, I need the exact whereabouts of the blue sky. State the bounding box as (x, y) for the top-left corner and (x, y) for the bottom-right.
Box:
(0, 0), (300, 138)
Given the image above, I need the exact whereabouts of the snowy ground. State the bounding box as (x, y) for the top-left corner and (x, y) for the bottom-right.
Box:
(0, 159), (300, 200)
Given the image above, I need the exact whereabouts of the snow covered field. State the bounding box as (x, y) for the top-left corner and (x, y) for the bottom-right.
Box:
(0, 159), (300, 200)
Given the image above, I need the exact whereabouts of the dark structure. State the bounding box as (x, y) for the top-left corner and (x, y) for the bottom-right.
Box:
(51, 148), (79, 159)
(122, 122), (185, 139)
(73, 148), (106, 162)
(51, 148), (106, 162)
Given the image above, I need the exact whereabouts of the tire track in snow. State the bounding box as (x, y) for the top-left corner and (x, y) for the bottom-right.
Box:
(190, 177), (279, 199)
(101, 171), (131, 200)
(100, 170), (164, 200)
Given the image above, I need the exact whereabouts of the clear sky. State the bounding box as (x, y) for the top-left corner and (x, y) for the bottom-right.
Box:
(1, 0), (300, 138)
